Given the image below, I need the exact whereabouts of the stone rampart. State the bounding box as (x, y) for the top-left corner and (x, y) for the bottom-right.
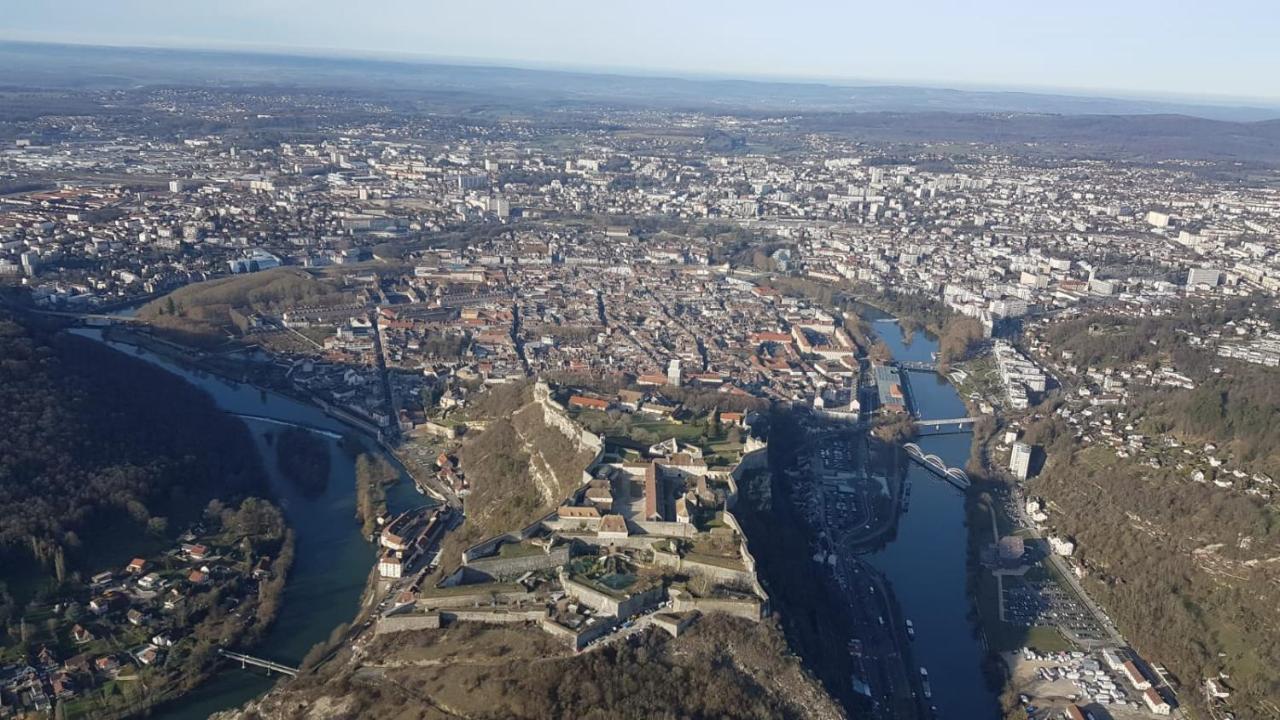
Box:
(374, 613), (442, 635)
(669, 589), (763, 621)
(631, 520), (697, 538)
(417, 588), (536, 611)
(461, 511), (556, 563)
(540, 616), (619, 651)
(444, 608), (545, 624)
(466, 544), (572, 579)
(561, 573), (665, 619)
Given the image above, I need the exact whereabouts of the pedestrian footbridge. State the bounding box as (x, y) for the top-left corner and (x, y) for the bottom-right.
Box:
(218, 649), (299, 677)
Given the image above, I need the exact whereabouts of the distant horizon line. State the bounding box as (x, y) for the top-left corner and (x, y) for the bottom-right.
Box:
(4, 34), (1280, 112)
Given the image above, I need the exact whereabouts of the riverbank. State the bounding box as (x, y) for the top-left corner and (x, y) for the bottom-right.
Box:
(42, 505), (296, 720)
(74, 328), (424, 720)
(735, 315), (999, 720)
(0, 309), (312, 720)
(908, 342), (1107, 717)
(843, 442), (909, 551)
(101, 324), (389, 439)
(100, 323), (451, 509)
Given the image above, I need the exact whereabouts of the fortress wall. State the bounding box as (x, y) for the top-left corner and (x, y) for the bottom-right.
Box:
(374, 613), (442, 635)
(670, 592), (763, 622)
(466, 545), (572, 579)
(416, 589), (536, 611)
(444, 608), (545, 624)
(632, 520), (697, 538)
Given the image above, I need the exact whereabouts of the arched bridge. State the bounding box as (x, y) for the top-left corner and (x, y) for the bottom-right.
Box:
(902, 442), (971, 490)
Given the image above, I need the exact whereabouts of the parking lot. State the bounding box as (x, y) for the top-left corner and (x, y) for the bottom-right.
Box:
(1009, 649), (1179, 720)
(815, 441), (859, 478)
(1002, 575), (1110, 645)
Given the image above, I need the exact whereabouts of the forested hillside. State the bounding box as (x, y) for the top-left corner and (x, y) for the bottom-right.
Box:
(1029, 303), (1280, 717)
(0, 310), (267, 597)
(1043, 305), (1280, 473)
(1029, 440), (1280, 716)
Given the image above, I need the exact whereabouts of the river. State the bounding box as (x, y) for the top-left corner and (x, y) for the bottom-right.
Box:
(863, 318), (999, 719)
(73, 330), (422, 719)
(80, 310), (997, 719)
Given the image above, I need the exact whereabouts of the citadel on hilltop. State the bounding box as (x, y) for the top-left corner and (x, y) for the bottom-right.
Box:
(377, 381), (771, 651)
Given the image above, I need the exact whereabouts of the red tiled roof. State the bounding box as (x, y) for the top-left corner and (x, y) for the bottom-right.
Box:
(569, 395), (610, 410)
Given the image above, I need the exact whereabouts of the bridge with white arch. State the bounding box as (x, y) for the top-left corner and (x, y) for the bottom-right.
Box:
(902, 442), (971, 490)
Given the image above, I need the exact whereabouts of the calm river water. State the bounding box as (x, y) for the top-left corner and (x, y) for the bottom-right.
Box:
(79, 312), (996, 719)
(865, 319), (1000, 719)
(75, 331), (420, 719)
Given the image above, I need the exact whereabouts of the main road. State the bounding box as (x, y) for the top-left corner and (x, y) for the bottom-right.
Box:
(806, 428), (924, 720)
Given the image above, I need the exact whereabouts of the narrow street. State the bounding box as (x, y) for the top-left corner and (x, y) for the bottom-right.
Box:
(369, 309), (396, 433)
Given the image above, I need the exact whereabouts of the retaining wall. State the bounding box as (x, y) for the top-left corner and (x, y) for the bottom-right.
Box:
(654, 546), (756, 587)
(631, 520), (696, 538)
(719, 510), (771, 609)
(444, 608), (545, 624)
(670, 590), (763, 622)
(652, 612), (699, 638)
(542, 517), (603, 533)
(374, 613), (442, 635)
(466, 545), (572, 579)
(417, 589), (536, 611)
(562, 534), (661, 552)
(420, 421), (460, 439)
(561, 573), (665, 619)
(540, 616), (619, 651)
(461, 511), (557, 563)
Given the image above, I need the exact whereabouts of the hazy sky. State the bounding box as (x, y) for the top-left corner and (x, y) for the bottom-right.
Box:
(5, 0), (1278, 103)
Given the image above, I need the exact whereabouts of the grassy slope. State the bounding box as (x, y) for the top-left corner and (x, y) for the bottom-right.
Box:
(437, 383), (596, 568)
(138, 267), (352, 347)
(226, 616), (844, 720)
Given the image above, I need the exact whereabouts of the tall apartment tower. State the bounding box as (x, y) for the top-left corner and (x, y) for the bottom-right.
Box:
(1010, 442), (1033, 481)
(666, 358), (682, 387)
(1186, 267), (1221, 287)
